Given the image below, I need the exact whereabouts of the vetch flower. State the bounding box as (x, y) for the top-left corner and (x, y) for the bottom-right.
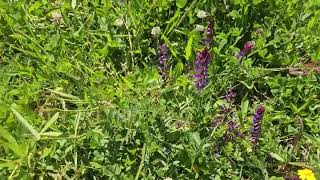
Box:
(227, 121), (238, 131)
(194, 48), (211, 90)
(158, 43), (169, 81)
(197, 10), (208, 19)
(202, 18), (214, 48)
(237, 41), (255, 59)
(251, 106), (265, 146)
(225, 88), (236, 104)
(298, 169), (316, 180)
(256, 28), (263, 35)
(151, 26), (161, 37)
(212, 116), (223, 128)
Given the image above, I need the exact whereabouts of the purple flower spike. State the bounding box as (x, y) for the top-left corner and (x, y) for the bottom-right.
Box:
(227, 121), (238, 131)
(203, 19), (214, 48)
(251, 106), (265, 146)
(225, 88), (236, 104)
(159, 43), (169, 81)
(237, 41), (255, 59)
(194, 48), (211, 90)
(212, 117), (223, 128)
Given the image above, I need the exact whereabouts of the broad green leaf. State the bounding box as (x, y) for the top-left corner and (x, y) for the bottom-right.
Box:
(185, 32), (194, 62)
(258, 49), (268, 57)
(11, 106), (40, 140)
(190, 132), (201, 148)
(269, 152), (285, 163)
(176, 0), (187, 8)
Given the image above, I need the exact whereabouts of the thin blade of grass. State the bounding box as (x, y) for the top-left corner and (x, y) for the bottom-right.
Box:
(40, 112), (60, 133)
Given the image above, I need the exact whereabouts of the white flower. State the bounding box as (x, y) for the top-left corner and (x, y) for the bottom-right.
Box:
(151, 26), (161, 37)
(164, 178), (173, 180)
(197, 10), (208, 19)
(114, 18), (124, 26)
(195, 24), (204, 31)
(51, 12), (63, 24)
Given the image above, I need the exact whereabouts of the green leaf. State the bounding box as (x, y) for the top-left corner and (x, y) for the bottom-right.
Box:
(253, 0), (263, 5)
(9, 33), (27, 40)
(258, 49), (268, 57)
(0, 126), (24, 157)
(10, 46), (42, 59)
(303, 133), (320, 148)
(191, 132), (201, 147)
(172, 61), (184, 78)
(239, 80), (255, 90)
(40, 132), (63, 137)
(0, 126), (16, 143)
(164, 9), (180, 35)
(240, 94), (249, 123)
(0, 161), (18, 170)
(11, 106), (40, 140)
(176, 0), (187, 8)
(269, 152), (285, 163)
(48, 89), (80, 100)
(162, 35), (178, 58)
(41, 112), (60, 133)
(185, 32), (194, 62)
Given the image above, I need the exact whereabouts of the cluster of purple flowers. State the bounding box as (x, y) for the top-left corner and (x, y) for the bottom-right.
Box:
(212, 87), (266, 148)
(251, 106), (265, 146)
(194, 48), (211, 90)
(212, 88), (239, 135)
(225, 88), (236, 104)
(237, 41), (255, 59)
(227, 121), (238, 131)
(212, 88), (237, 127)
(158, 43), (169, 81)
(194, 19), (214, 90)
(202, 18), (214, 48)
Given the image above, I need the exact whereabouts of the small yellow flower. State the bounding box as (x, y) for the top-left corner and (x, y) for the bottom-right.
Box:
(297, 169), (316, 180)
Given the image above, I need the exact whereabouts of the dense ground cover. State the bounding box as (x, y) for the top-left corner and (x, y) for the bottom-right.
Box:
(0, 0), (320, 179)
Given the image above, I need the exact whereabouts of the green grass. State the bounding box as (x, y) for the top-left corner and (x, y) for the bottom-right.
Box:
(0, 0), (320, 179)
